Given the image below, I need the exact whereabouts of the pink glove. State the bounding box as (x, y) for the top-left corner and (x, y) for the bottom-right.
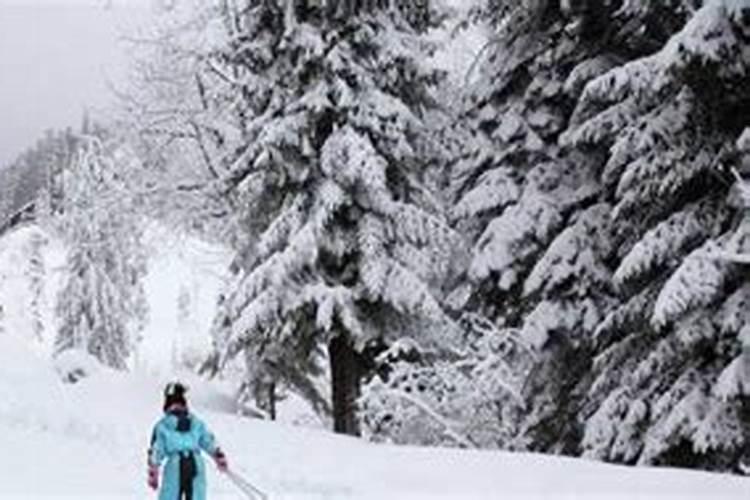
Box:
(214, 449), (228, 473)
(147, 465), (159, 490)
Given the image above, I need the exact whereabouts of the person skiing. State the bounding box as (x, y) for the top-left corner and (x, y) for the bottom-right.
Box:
(147, 382), (228, 500)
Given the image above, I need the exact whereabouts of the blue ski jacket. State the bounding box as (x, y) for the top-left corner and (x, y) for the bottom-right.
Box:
(148, 410), (220, 500)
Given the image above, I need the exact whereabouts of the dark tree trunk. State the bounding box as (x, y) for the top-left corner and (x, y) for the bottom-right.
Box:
(329, 334), (361, 436)
(268, 381), (277, 421)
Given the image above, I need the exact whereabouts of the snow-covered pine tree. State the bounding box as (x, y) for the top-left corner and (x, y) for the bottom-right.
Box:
(25, 229), (47, 343)
(172, 284), (195, 369)
(448, 0), (651, 452)
(446, 0), (730, 455)
(54, 137), (148, 371)
(564, 0), (750, 470)
(142, 0), (463, 434)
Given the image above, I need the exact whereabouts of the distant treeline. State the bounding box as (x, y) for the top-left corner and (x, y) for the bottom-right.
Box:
(0, 128), (84, 230)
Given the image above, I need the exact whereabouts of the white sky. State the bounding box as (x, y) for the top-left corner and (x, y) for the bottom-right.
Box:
(0, 0), (482, 169)
(0, 0), (152, 167)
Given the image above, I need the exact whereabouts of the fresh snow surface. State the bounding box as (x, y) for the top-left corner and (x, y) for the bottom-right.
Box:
(1, 335), (748, 500)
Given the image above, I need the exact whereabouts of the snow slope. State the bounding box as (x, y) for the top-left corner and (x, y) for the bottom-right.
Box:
(137, 224), (231, 373)
(0, 223), (231, 370)
(1, 335), (748, 500)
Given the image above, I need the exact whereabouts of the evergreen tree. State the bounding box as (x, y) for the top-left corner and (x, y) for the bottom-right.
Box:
(212, 0), (462, 436)
(173, 284), (193, 369)
(563, 0), (750, 469)
(449, 0), (633, 452)
(135, 0), (462, 434)
(448, 0), (742, 458)
(25, 229), (47, 343)
(54, 138), (148, 370)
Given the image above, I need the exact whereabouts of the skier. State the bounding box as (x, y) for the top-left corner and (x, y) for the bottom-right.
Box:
(147, 382), (228, 500)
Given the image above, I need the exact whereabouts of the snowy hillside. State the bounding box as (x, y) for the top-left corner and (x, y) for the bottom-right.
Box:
(1, 334), (748, 500)
(0, 223), (230, 370)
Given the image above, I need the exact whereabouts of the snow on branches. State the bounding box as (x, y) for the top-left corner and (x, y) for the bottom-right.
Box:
(360, 314), (536, 448)
(54, 138), (147, 371)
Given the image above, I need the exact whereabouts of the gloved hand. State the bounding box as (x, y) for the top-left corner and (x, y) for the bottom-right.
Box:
(147, 465), (159, 490)
(213, 449), (228, 473)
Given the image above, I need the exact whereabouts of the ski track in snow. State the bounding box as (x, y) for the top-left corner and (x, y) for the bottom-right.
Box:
(1, 335), (749, 500)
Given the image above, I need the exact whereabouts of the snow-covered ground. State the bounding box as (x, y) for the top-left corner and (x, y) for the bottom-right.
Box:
(137, 224), (232, 373)
(2, 225), (749, 499)
(1, 333), (749, 500)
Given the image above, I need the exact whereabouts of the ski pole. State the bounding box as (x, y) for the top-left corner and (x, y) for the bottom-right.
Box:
(226, 469), (268, 500)
(224, 468), (269, 500)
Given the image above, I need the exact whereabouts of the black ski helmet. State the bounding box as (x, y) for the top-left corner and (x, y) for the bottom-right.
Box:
(163, 381), (188, 411)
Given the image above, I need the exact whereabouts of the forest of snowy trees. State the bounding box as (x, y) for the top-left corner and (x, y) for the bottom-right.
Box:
(2, 0), (750, 475)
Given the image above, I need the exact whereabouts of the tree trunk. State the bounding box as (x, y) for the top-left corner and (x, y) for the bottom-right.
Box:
(329, 334), (361, 436)
(268, 381), (277, 421)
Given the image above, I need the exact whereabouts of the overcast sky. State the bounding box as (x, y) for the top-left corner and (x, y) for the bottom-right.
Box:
(0, 0), (152, 168)
(0, 0), (481, 169)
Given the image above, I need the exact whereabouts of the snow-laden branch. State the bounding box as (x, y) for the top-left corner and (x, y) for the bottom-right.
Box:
(702, 169), (750, 265)
(382, 388), (477, 449)
(712, 251), (750, 265)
